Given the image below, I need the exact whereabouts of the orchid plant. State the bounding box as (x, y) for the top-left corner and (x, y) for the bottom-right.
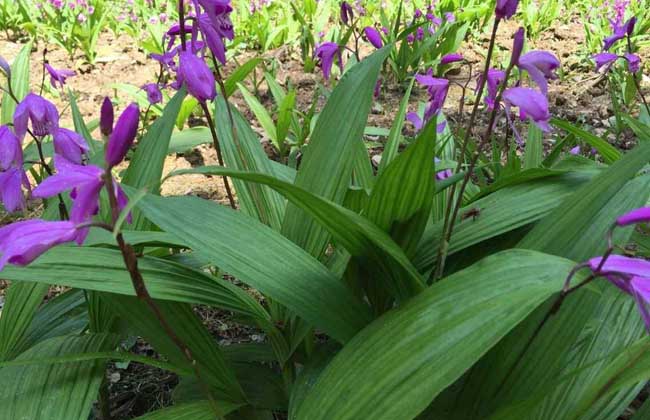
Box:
(1, 0), (650, 419)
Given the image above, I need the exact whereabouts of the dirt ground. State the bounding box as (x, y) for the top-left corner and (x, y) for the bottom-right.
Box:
(0, 17), (648, 419)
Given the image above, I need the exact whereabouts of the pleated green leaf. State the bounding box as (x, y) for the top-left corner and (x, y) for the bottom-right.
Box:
(1, 42), (31, 125)
(0, 333), (119, 420)
(414, 172), (593, 272)
(135, 193), (373, 343)
(282, 46), (391, 258)
(135, 401), (242, 419)
(551, 119), (620, 164)
(214, 96), (286, 230)
(296, 250), (577, 420)
(163, 167), (425, 301)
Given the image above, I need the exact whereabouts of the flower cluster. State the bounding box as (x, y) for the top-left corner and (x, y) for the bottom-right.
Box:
(148, 0), (235, 103)
(0, 91), (139, 270)
(592, 16), (640, 74)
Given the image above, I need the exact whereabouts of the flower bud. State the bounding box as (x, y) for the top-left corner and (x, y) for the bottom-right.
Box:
(100, 97), (114, 137)
(495, 0), (519, 20)
(177, 51), (217, 103)
(340, 1), (353, 25)
(364, 26), (383, 49)
(510, 27), (525, 66)
(105, 103), (139, 168)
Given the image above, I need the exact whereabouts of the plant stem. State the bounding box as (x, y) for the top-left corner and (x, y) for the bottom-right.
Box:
(199, 102), (237, 209)
(102, 168), (219, 412)
(33, 136), (69, 220)
(431, 18), (501, 282)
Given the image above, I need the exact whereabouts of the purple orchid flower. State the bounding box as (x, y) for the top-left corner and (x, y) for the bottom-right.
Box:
(44, 63), (76, 89)
(625, 53), (641, 73)
(53, 128), (89, 165)
(415, 73), (450, 120)
(195, 1), (234, 64)
(33, 156), (131, 230)
(617, 207), (650, 226)
(100, 97), (114, 137)
(479, 68), (506, 109)
(315, 42), (342, 81)
(441, 53), (463, 65)
(13, 93), (59, 139)
(604, 17), (636, 50)
(0, 220), (83, 270)
(364, 26), (383, 49)
(586, 254), (650, 330)
(569, 145), (581, 155)
(593, 52), (619, 72)
(511, 27), (525, 66)
(434, 157), (453, 180)
(495, 0), (519, 20)
(177, 51), (217, 103)
(142, 83), (163, 104)
(0, 55), (10, 77)
(0, 125), (29, 213)
(105, 103), (140, 168)
(340, 1), (353, 25)
(445, 12), (455, 22)
(517, 51), (560, 95)
(503, 87), (551, 132)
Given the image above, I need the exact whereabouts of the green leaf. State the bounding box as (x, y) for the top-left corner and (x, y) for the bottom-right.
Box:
(296, 250), (578, 420)
(414, 173), (593, 272)
(366, 119), (436, 258)
(1, 41), (31, 125)
(276, 89), (296, 145)
(378, 78), (414, 174)
(163, 168), (425, 301)
(524, 125), (543, 169)
(0, 282), (49, 361)
(551, 119), (620, 164)
(282, 46), (391, 258)
(175, 96), (199, 130)
(238, 83), (278, 147)
(136, 401), (241, 419)
(214, 96), (286, 230)
(68, 89), (98, 154)
(122, 87), (186, 230)
(0, 333), (119, 420)
(168, 126), (211, 154)
(224, 58), (263, 98)
(135, 193), (372, 343)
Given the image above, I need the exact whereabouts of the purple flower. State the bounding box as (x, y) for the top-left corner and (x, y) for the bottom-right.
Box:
(0, 55), (10, 77)
(511, 27), (525, 66)
(479, 68), (506, 109)
(495, 0), (519, 20)
(625, 53), (641, 73)
(569, 145), (581, 155)
(195, 1), (234, 64)
(100, 97), (114, 137)
(593, 52), (619, 72)
(617, 207), (650, 226)
(416, 27), (425, 41)
(53, 128), (89, 164)
(441, 53), (463, 65)
(587, 254), (650, 330)
(340, 1), (353, 25)
(434, 157), (453, 180)
(603, 17), (635, 50)
(415, 74), (449, 120)
(517, 51), (560, 95)
(177, 51), (216, 102)
(414, 9), (423, 19)
(0, 220), (82, 270)
(445, 12), (455, 22)
(44, 63), (76, 89)
(315, 42), (342, 81)
(0, 126), (28, 213)
(13, 93), (59, 139)
(503, 87), (551, 132)
(142, 83), (163, 104)
(105, 103), (140, 168)
(364, 27), (383, 49)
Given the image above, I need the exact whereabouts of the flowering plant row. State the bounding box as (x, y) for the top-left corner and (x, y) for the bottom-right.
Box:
(0, 0), (650, 419)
